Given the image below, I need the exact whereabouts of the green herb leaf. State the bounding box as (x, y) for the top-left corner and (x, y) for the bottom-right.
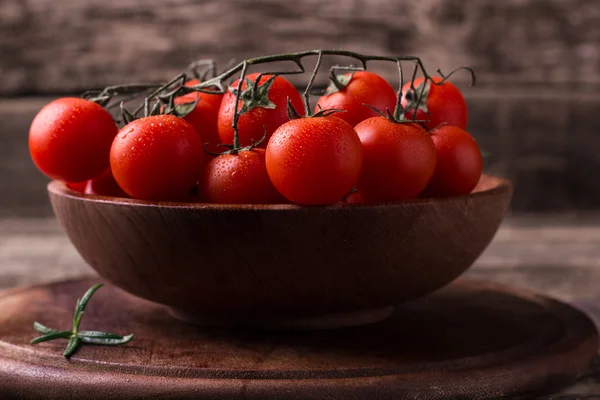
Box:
(78, 331), (128, 339)
(30, 331), (73, 344)
(33, 322), (56, 334)
(79, 284), (103, 312)
(73, 305), (82, 333)
(80, 334), (134, 346)
(63, 336), (80, 358)
(30, 283), (134, 358)
(72, 283), (103, 332)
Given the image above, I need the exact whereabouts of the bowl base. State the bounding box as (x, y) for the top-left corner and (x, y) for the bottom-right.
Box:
(168, 305), (395, 330)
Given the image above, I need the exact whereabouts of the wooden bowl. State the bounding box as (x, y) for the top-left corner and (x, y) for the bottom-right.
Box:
(48, 175), (512, 329)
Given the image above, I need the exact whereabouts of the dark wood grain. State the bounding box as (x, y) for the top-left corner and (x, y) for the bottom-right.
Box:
(0, 278), (596, 399)
(46, 175), (512, 327)
(1, 0), (598, 95)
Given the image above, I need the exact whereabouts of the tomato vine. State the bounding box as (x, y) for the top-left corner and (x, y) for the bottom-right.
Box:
(83, 50), (476, 147)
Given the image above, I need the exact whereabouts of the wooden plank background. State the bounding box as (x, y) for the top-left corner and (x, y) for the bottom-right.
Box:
(1, 0), (599, 216)
(1, 0), (599, 94)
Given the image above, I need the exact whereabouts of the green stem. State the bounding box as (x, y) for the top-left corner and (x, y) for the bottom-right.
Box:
(133, 73), (187, 117)
(393, 60), (404, 121)
(231, 61), (248, 150)
(189, 50), (435, 96)
(302, 51), (323, 117)
(108, 50), (473, 133)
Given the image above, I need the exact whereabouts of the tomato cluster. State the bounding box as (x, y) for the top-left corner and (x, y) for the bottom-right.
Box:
(29, 59), (483, 206)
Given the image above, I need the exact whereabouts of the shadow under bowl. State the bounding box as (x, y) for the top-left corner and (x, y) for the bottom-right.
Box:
(48, 175), (512, 330)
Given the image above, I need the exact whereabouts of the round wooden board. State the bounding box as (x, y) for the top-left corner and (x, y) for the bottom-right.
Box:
(0, 279), (597, 400)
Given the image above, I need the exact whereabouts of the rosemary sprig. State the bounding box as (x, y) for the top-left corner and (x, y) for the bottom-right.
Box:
(30, 283), (134, 358)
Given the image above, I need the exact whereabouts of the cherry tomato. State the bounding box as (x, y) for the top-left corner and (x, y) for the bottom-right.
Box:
(421, 125), (482, 197)
(184, 79), (223, 109)
(110, 115), (204, 201)
(84, 168), (128, 198)
(175, 83), (222, 156)
(354, 117), (437, 201)
(400, 76), (467, 131)
(66, 181), (87, 193)
(343, 190), (366, 205)
(203, 148), (284, 204)
(218, 73), (305, 147)
(29, 97), (118, 182)
(315, 71), (397, 127)
(266, 116), (362, 205)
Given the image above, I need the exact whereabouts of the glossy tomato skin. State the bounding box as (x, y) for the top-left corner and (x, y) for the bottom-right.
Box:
(354, 117), (437, 201)
(266, 116), (363, 205)
(315, 71), (397, 127)
(218, 73), (305, 148)
(173, 79), (224, 157)
(66, 181), (87, 193)
(400, 76), (467, 131)
(84, 168), (128, 198)
(203, 148), (284, 204)
(29, 97), (118, 182)
(422, 125), (483, 197)
(343, 190), (366, 205)
(110, 115), (204, 201)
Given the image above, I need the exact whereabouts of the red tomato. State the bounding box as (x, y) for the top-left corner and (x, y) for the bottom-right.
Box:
(422, 125), (482, 197)
(203, 148), (284, 204)
(218, 73), (305, 147)
(66, 181), (87, 193)
(110, 115), (204, 201)
(175, 85), (222, 156)
(343, 190), (366, 205)
(400, 76), (467, 130)
(266, 116), (363, 205)
(315, 71), (397, 127)
(29, 97), (118, 182)
(354, 117), (437, 201)
(84, 168), (128, 198)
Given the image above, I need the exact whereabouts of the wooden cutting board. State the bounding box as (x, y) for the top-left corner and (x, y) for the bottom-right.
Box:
(0, 278), (597, 399)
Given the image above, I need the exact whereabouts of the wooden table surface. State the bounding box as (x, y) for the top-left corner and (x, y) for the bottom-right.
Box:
(1, 214), (599, 399)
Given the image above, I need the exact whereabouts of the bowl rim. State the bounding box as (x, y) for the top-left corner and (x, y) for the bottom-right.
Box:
(48, 175), (512, 211)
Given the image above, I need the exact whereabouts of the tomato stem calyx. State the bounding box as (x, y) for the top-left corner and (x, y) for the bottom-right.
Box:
(325, 71), (353, 95)
(204, 127), (267, 157)
(362, 103), (426, 125)
(229, 75), (278, 115)
(288, 100), (344, 120)
(404, 80), (431, 114)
